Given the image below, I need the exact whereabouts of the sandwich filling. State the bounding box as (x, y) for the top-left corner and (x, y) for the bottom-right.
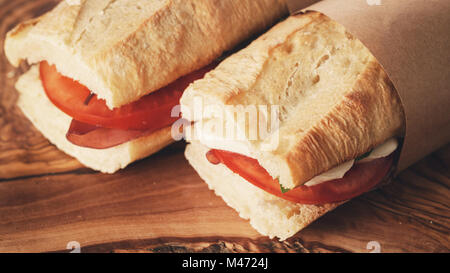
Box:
(205, 138), (398, 205)
(39, 61), (216, 149)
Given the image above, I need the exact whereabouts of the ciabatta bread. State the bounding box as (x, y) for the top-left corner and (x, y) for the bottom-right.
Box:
(185, 142), (341, 240)
(5, 0), (288, 108)
(181, 11), (405, 189)
(16, 66), (174, 173)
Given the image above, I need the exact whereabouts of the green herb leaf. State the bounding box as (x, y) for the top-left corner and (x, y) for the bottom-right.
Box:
(280, 183), (291, 194)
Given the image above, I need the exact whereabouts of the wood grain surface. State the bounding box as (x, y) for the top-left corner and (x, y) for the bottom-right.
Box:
(0, 0), (449, 253)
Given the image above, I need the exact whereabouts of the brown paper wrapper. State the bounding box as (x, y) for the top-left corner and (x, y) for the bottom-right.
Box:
(287, 0), (450, 172)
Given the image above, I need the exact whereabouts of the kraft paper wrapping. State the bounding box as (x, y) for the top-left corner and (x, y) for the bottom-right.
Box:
(287, 0), (450, 172)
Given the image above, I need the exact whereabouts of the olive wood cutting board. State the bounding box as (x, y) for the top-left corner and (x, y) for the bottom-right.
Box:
(0, 0), (448, 253)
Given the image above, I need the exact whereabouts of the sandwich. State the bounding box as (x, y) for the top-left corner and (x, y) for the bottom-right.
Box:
(4, 0), (288, 173)
(180, 11), (405, 240)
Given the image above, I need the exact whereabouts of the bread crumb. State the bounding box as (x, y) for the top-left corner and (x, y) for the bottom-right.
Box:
(6, 71), (15, 79)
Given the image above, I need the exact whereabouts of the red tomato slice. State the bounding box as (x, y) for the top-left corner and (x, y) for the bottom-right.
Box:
(40, 61), (216, 130)
(208, 149), (393, 205)
(66, 119), (153, 149)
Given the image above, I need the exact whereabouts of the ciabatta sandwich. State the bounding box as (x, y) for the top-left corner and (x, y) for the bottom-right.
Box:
(180, 11), (405, 240)
(4, 0), (288, 173)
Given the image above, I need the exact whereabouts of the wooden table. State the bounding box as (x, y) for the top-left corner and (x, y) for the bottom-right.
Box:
(0, 0), (448, 253)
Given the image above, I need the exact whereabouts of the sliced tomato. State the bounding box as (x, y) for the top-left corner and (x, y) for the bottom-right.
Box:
(40, 61), (216, 130)
(208, 149), (393, 205)
(66, 119), (154, 149)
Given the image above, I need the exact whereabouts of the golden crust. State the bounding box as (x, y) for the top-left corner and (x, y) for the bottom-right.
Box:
(185, 142), (341, 241)
(5, 0), (288, 108)
(181, 11), (405, 189)
(284, 60), (405, 188)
